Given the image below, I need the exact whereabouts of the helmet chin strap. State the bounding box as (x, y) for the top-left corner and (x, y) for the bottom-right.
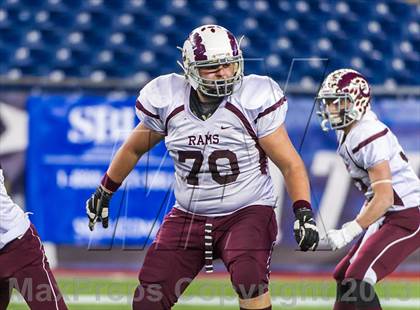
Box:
(320, 119), (330, 132)
(329, 115), (343, 128)
(197, 88), (225, 103)
(347, 105), (361, 120)
(202, 80), (235, 97)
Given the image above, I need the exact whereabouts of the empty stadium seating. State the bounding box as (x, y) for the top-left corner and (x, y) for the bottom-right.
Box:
(0, 0), (418, 85)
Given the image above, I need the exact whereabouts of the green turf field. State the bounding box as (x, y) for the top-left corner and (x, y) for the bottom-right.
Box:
(9, 276), (420, 309)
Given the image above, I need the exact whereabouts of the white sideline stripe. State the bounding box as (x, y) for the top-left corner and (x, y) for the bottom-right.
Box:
(11, 295), (420, 307)
(29, 227), (60, 310)
(367, 223), (420, 278)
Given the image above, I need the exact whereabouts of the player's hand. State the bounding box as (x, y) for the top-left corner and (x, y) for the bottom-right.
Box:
(326, 220), (363, 250)
(86, 186), (113, 231)
(294, 207), (319, 251)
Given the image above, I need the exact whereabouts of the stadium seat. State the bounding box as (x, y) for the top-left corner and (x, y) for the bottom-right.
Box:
(101, 0), (125, 11)
(363, 56), (387, 84)
(34, 9), (73, 30)
(337, 17), (364, 39)
(367, 36), (393, 56)
(45, 0), (83, 10)
(348, 1), (372, 17)
(74, 11), (100, 30)
(0, 0), (417, 85)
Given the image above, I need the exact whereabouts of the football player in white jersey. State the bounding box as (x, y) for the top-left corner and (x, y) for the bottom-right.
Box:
(316, 69), (420, 310)
(86, 25), (319, 310)
(0, 163), (68, 309)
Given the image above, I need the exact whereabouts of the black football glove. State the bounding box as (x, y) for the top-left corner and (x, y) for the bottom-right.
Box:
(294, 207), (319, 251)
(86, 186), (113, 231)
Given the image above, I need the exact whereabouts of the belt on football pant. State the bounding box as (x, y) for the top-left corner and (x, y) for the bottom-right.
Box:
(204, 222), (214, 273)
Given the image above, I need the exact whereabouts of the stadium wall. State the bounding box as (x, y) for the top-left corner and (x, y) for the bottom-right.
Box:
(0, 90), (418, 271)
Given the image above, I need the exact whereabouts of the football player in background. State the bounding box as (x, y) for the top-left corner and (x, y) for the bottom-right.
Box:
(0, 163), (68, 309)
(317, 69), (420, 310)
(86, 24), (319, 310)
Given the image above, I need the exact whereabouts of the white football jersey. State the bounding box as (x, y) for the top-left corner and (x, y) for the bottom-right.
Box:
(0, 166), (30, 249)
(337, 111), (420, 211)
(136, 74), (287, 216)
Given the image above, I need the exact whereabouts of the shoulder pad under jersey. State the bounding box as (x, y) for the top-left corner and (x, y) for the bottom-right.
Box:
(348, 113), (388, 153)
(138, 73), (188, 109)
(233, 74), (285, 110)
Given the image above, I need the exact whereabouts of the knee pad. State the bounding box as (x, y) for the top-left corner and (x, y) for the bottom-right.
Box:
(231, 259), (268, 299)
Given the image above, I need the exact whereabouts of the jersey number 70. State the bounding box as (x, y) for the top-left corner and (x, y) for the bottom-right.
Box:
(178, 150), (240, 185)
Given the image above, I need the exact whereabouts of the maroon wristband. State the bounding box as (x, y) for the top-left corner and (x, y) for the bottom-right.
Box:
(101, 173), (121, 193)
(292, 200), (312, 211)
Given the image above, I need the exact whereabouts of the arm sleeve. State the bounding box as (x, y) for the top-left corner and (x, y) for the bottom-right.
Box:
(255, 79), (288, 138)
(135, 88), (165, 135)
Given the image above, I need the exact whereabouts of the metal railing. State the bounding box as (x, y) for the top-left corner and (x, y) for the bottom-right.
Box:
(0, 75), (419, 96)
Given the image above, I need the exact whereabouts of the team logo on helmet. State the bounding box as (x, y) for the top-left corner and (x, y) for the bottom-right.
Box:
(192, 32), (207, 61)
(178, 25), (244, 97)
(316, 69), (371, 131)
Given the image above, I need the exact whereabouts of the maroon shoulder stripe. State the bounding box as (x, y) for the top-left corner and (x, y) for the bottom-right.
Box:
(254, 97), (286, 123)
(165, 105), (184, 134)
(225, 102), (268, 174)
(136, 100), (160, 119)
(226, 102), (257, 139)
(352, 128), (389, 154)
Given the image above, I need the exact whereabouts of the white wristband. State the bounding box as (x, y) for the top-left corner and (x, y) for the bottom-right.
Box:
(343, 220), (363, 240)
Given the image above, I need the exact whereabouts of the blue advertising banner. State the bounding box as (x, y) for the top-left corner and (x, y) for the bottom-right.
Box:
(27, 94), (420, 247)
(27, 94), (175, 247)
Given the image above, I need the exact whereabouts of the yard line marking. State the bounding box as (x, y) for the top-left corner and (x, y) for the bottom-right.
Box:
(11, 295), (420, 307)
